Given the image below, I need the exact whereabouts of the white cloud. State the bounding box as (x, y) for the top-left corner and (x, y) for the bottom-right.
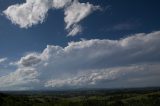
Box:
(17, 53), (41, 67)
(0, 67), (39, 88)
(45, 64), (160, 88)
(0, 31), (160, 90)
(3, 0), (51, 28)
(3, 0), (100, 36)
(52, 0), (72, 9)
(67, 24), (82, 36)
(64, 0), (100, 36)
(0, 58), (7, 64)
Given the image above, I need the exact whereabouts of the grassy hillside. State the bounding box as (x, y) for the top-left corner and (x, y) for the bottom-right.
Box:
(0, 89), (160, 106)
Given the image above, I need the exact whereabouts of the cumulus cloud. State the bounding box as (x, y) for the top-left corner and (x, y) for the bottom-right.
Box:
(3, 0), (100, 36)
(3, 0), (51, 28)
(0, 67), (39, 89)
(18, 53), (41, 67)
(0, 31), (160, 90)
(64, 0), (100, 36)
(45, 64), (160, 88)
(52, 0), (72, 9)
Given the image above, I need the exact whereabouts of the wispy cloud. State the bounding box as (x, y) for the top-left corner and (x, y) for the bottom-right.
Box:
(105, 20), (141, 32)
(0, 57), (7, 64)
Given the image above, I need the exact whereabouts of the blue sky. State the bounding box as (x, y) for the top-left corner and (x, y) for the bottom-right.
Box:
(0, 0), (160, 90)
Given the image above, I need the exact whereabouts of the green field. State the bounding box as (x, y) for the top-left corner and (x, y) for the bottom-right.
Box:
(0, 88), (160, 106)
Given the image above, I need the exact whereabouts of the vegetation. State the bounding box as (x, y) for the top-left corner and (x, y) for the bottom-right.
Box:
(0, 88), (160, 106)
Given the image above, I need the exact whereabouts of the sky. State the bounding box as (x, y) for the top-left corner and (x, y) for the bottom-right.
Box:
(0, 0), (160, 90)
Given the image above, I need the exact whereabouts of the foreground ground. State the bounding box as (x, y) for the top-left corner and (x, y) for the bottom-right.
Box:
(0, 88), (160, 106)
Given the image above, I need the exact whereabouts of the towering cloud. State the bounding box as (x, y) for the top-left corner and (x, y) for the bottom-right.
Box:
(0, 31), (160, 90)
(3, 0), (100, 36)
